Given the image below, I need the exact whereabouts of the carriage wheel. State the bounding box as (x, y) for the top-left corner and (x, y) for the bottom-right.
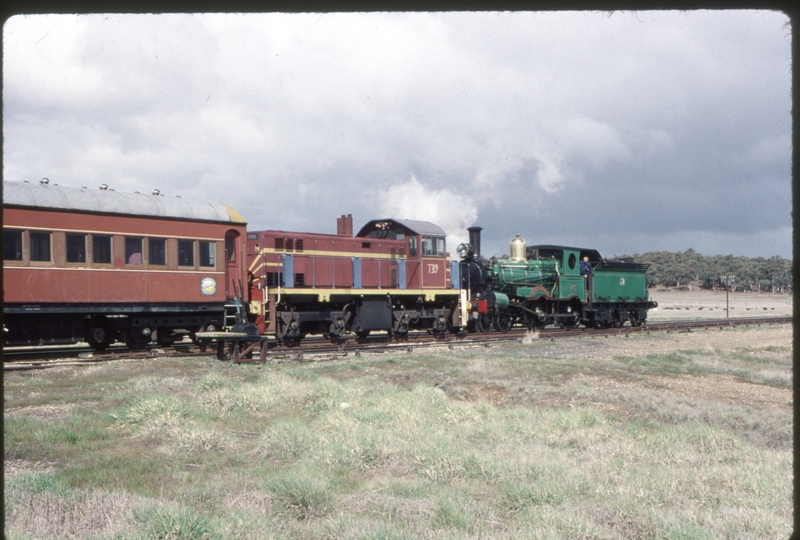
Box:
(124, 329), (148, 350)
(87, 324), (113, 351)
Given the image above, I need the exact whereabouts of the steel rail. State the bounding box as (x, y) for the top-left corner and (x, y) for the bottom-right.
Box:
(3, 316), (791, 370)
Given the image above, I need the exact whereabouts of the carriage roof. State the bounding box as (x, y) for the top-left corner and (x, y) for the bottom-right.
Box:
(3, 181), (246, 224)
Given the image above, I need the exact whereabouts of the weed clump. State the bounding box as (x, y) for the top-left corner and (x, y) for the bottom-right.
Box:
(134, 505), (220, 539)
(265, 466), (334, 520)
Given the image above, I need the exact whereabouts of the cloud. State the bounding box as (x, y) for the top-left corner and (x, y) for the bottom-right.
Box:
(377, 174), (478, 248)
(2, 11), (791, 259)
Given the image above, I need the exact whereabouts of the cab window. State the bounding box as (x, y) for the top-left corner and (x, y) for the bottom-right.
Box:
(421, 236), (445, 256)
(409, 236), (417, 257)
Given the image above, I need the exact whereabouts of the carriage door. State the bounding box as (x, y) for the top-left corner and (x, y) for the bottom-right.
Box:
(225, 230), (242, 300)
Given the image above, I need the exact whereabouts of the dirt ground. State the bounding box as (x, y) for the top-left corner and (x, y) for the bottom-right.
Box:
(543, 324), (793, 412)
(646, 288), (793, 320)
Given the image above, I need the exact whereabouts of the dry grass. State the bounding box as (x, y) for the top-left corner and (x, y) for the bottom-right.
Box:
(4, 324), (792, 539)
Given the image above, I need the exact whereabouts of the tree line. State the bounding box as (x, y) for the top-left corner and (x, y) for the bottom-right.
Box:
(617, 249), (793, 293)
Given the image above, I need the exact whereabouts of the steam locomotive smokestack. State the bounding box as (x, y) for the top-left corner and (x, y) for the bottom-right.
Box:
(467, 226), (483, 257)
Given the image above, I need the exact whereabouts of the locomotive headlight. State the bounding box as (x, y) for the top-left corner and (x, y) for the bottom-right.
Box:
(457, 243), (473, 259)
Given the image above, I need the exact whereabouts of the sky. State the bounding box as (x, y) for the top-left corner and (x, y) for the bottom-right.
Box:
(2, 11), (793, 260)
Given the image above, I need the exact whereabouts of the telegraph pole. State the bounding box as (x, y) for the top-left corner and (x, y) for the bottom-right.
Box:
(722, 275), (735, 318)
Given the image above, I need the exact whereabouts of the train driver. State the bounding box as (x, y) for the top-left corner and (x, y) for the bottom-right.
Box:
(580, 255), (593, 298)
(580, 256), (593, 276)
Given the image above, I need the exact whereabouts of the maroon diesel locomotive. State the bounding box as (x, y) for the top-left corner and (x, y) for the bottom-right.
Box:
(245, 214), (466, 341)
(2, 180), (248, 349)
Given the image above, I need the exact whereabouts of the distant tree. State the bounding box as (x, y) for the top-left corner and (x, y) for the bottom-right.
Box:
(615, 250), (792, 292)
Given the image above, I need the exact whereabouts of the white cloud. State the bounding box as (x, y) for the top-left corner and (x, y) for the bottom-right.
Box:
(531, 150), (566, 194)
(377, 174), (478, 248)
(557, 117), (632, 170)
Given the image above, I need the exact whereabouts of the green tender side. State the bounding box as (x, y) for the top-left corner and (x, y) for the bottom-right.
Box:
(592, 268), (648, 302)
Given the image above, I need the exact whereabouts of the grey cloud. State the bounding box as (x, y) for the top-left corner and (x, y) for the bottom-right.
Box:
(3, 11), (791, 259)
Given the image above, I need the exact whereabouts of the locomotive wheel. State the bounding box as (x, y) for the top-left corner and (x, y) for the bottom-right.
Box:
(522, 300), (547, 331)
(477, 312), (494, 333)
(324, 323), (345, 341)
(392, 326), (409, 338)
(611, 312), (623, 328)
(559, 316), (579, 330)
(522, 312), (545, 330)
(495, 310), (514, 333)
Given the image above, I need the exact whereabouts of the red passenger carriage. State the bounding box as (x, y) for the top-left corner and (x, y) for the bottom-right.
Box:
(3, 180), (248, 350)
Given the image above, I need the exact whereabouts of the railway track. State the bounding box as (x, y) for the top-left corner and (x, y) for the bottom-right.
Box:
(3, 316), (792, 371)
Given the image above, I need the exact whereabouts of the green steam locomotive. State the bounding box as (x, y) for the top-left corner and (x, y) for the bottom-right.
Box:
(457, 227), (657, 332)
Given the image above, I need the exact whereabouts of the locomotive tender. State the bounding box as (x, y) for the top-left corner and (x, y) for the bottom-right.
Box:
(3, 179), (657, 352)
(457, 227), (657, 332)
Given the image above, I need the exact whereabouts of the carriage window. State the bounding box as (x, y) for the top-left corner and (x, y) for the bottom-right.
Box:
(92, 235), (111, 264)
(30, 232), (51, 262)
(4, 230), (22, 261)
(199, 241), (215, 268)
(225, 236), (235, 262)
(125, 237), (143, 265)
(178, 240), (194, 267)
(66, 233), (87, 263)
(149, 238), (166, 266)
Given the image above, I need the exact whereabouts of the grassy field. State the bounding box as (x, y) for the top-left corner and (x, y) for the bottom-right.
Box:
(4, 324), (792, 539)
